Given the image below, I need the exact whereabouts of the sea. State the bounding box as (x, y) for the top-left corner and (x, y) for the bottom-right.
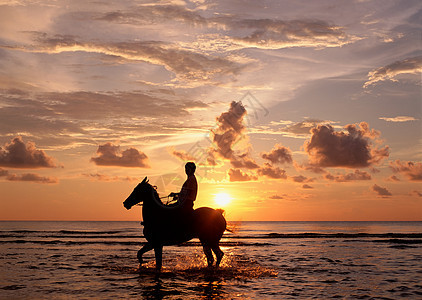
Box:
(0, 221), (421, 299)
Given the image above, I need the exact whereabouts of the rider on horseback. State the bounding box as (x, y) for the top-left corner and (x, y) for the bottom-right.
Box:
(168, 162), (197, 214)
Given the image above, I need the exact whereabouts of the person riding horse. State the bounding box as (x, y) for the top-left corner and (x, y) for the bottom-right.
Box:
(123, 162), (226, 271)
(168, 162), (197, 216)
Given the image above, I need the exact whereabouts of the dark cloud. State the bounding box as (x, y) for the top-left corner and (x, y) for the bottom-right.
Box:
(302, 184), (313, 189)
(257, 163), (287, 179)
(0, 169), (58, 183)
(212, 101), (246, 159)
(171, 149), (196, 162)
(233, 19), (357, 49)
(390, 160), (422, 181)
(91, 143), (150, 168)
(387, 175), (400, 182)
(261, 144), (292, 164)
(97, 5), (357, 50)
(304, 122), (389, 169)
(0, 137), (56, 168)
(230, 154), (260, 169)
(294, 162), (326, 174)
(228, 168), (257, 182)
(98, 5), (207, 27)
(372, 184), (392, 197)
(290, 175), (314, 183)
(364, 55), (422, 87)
(5, 173), (58, 184)
(269, 195), (284, 200)
(324, 170), (372, 182)
(208, 101), (260, 169)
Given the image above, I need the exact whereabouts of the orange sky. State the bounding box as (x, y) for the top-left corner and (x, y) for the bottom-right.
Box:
(0, 0), (421, 221)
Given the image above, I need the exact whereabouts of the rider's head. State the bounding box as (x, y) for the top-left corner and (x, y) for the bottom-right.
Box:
(185, 162), (196, 176)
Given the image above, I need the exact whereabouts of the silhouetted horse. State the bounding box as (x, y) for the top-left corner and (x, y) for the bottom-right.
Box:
(123, 177), (227, 271)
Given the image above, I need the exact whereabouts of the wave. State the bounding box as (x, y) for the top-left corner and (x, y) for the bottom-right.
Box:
(232, 232), (422, 239)
(0, 240), (273, 247)
(1, 230), (421, 247)
(1, 231), (421, 239)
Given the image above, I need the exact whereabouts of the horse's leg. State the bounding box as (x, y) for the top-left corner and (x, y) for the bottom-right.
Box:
(202, 245), (214, 267)
(153, 245), (163, 271)
(137, 242), (153, 265)
(211, 244), (224, 267)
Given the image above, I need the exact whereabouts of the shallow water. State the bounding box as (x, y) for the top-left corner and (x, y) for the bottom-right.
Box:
(1, 221), (421, 299)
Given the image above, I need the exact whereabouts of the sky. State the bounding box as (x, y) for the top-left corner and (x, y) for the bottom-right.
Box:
(0, 0), (421, 221)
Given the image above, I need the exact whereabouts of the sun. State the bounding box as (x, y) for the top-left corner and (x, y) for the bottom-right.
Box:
(214, 192), (231, 207)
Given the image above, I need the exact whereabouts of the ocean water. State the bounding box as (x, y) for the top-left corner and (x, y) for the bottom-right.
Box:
(1, 221), (421, 299)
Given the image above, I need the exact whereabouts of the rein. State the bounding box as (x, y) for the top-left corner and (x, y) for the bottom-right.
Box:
(135, 195), (174, 207)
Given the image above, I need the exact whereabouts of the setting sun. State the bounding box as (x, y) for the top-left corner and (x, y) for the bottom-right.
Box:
(214, 192), (231, 207)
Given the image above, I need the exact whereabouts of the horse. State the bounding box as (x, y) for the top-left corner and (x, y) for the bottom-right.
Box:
(123, 177), (227, 271)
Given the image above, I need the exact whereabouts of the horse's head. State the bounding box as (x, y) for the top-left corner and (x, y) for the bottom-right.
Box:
(123, 177), (150, 210)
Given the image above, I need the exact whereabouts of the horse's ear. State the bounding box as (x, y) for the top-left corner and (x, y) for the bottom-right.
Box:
(146, 179), (149, 183)
(141, 177), (147, 184)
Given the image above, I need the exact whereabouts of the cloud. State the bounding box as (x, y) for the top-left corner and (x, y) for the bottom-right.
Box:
(0, 168), (8, 176)
(170, 149), (196, 162)
(12, 34), (244, 84)
(372, 184), (392, 197)
(0, 89), (210, 150)
(82, 173), (137, 182)
(290, 175), (314, 183)
(390, 160), (422, 181)
(263, 119), (337, 139)
(302, 184), (313, 189)
(0, 169), (57, 183)
(304, 122), (389, 169)
(97, 5), (358, 50)
(364, 55), (422, 88)
(379, 116), (418, 122)
(40, 91), (208, 120)
(91, 143), (150, 168)
(269, 195), (284, 200)
(387, 175), (400, 182)
(228, 168), (257, 182)
(294, 162), (326, 174)
(283, 119), (326, 135)
(410, 190), (422, 197)
(257, 163), (287, 179)
(230, 154), (260, 169)
(324, 170), (372, 182)
(261, 144), (293, 164)
(232, 19), (358, 50)
(0, 137), (56, 168)
(5, 173), (58, 184)
(207, 101), (260, 169)
(98, 5), (207, 27)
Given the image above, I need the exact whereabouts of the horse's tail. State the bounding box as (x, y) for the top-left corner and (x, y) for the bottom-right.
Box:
(215, 209), (235, 233)
(216, 208), (225, 215)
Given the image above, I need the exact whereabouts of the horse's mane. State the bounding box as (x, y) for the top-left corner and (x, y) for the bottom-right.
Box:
(147, 183), (160, 200)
